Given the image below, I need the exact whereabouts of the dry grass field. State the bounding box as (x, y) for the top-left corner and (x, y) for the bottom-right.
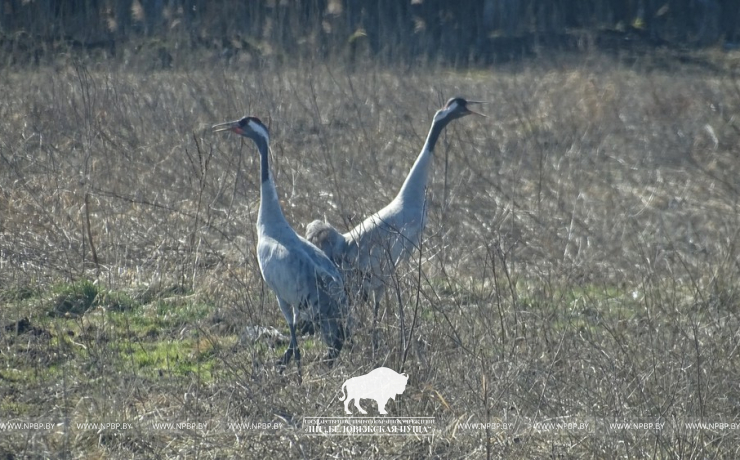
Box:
(2, 48), (740, 458)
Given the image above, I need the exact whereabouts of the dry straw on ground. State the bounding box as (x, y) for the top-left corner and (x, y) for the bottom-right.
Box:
(2, 50), (740, 458)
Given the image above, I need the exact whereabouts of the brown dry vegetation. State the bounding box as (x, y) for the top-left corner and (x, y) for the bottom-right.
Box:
(2, 49), (740, 458)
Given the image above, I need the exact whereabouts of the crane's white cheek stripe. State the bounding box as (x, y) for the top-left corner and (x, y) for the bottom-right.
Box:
(249, 121), (270, 144)
(435, 102), (458, 121)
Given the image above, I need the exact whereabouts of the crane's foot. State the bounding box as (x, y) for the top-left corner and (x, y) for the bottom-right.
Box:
(276, 348), (302, 384)
(276, 347), (294, 372)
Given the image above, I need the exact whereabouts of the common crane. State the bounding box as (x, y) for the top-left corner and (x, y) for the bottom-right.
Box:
(306, 97), (484, 332)
(213, 116), (350, 377)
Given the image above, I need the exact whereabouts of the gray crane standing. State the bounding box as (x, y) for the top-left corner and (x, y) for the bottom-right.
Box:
(306, 97), (484, 335)
(213, 116), (349, 378)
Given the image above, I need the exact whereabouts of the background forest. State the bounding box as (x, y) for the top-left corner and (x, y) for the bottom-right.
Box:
(1, 0), (739, 65)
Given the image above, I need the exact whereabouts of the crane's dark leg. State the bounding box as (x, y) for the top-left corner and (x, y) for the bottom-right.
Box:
(278, 322), (298, 367)
(321, 321), (343, 367)
(318, 313), (343, 366)
(276, 298), (302, 383)
(316, 290), (345, 367)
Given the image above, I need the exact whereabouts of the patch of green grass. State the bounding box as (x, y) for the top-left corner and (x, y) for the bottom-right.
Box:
(0, 363), (64, 386)
(0, 284), (40, 302)
(1, 280), (230, 391)
(123, 337), (220, 381)
(81, 298), (217, 342)
(75, 297), (218, 347)
(152, 298), (213, 328)
(49, 279), (138, 316)
(133, 283), (190, 305)
(0, 399), (32, 417)
(96, 290), (138, 312)
(0, 332), (70, 385)
(512, 281), (643, 339)
(50, 279), (99, 316)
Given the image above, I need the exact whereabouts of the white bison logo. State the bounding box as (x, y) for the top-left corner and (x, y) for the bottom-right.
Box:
(339, 367), (409, 415)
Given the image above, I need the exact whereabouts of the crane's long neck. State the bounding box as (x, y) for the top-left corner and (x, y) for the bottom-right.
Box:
(253, 136), (289, 230)
(395, 116), (448, 203)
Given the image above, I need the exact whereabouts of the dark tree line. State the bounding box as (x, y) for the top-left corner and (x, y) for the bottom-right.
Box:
(1, 1), (738, 63)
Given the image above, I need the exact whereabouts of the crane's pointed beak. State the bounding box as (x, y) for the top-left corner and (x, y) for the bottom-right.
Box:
(212, 120), (243, 134)
(465, 100), (488, 117)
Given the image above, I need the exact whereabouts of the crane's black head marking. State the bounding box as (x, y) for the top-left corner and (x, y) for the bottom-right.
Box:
(236, 117), (269, 141)
(213, 116), (270, 143)
(444, 97), (468, 109)
(435, 97), (485, 122)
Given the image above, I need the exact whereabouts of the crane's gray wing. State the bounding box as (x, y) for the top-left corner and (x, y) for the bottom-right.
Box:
(298, 238), (349, 337)
(296, 236), (345, 289)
